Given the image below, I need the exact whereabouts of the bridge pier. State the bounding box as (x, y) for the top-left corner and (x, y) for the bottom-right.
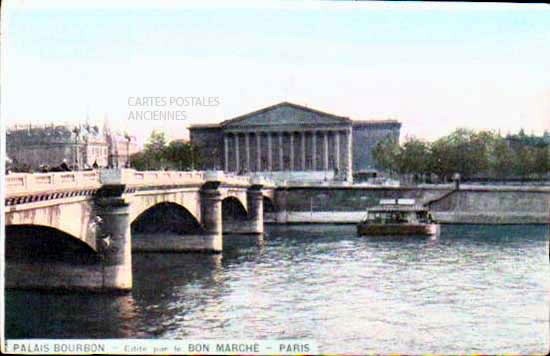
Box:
(222, 184), (264, 235)
(245, 184), (264, 234)
(95, 185), (132, 291)
(199, 181), (223, 252)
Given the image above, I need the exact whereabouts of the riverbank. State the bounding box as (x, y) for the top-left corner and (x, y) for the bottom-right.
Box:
(269, 184), (550, 225)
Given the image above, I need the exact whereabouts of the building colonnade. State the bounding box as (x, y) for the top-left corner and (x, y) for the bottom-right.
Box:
(223, 128), (352, 180)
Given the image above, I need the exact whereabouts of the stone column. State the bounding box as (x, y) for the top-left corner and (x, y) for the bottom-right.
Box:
(301, 131), (306, 170)
(312, 131), (317, 171)
(267, 133), (273, 171)
(224, 134), (229, 172)
(246, 184), (264, 234)
(256, 132), (261, 172)
(94, 185), (132, 291)
(200, 181), (223, 252)
(279, 132), (284, 171)
(335, 131), (340, 176)
(234, 133), (240, 173)
(324, 131), (329, 171)
(245, 132), (250, 172)
(289, 132), (294, 171)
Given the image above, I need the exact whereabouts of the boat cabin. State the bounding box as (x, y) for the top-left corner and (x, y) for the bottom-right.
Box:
(364, 199), (433, 224)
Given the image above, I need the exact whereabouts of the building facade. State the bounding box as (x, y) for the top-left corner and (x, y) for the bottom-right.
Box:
(6, 123), (138, 171)
(352, 120), (401, 174)
(6, 124), (109, 170)
(190, 102), (401, 182)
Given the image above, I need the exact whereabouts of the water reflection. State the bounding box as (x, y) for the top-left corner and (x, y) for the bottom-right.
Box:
(5, 290), (143, 338)
(5, 224), (549, 354)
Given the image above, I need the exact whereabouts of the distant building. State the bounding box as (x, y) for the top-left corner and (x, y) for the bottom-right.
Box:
(6, 123), (109, 170)
(352, 120), (401, 175)
(189, 102), (401, 182)
(6, 122), (138, 171)
(106, 132), (139, 168)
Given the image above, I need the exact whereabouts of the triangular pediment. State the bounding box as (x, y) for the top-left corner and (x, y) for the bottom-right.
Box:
(221, 102), (350, 128)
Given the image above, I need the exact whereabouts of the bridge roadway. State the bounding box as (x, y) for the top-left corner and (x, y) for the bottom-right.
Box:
(4, 169), (276, 291)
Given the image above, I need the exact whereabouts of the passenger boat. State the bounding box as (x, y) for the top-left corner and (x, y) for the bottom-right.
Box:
(357, 199), (440, 236)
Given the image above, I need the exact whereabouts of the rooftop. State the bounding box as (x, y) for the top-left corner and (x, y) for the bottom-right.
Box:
(189, 102), (401, 129)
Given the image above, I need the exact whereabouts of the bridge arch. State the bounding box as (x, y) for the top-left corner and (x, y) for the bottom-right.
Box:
(220, 189), (248, 214)
(263, 196), (275, 213)
(131, 202), (204, 234)
(128, 191), (202, 225)
(5, 224), (100, 264)
(5, 201), (97, 252)
(222, 196), (248, 220)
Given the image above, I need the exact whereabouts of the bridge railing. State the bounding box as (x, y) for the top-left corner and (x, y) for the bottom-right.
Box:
(220, 173), (252, 187)
(6, 171), (101, 197)
(99, 169), (208, 187)
(6, 169), (275, 198)
(126, 170), (206, 187)
(115, 169), (256, 188)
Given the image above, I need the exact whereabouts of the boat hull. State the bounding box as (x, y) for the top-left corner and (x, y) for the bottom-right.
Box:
(356, 223), (440, 236)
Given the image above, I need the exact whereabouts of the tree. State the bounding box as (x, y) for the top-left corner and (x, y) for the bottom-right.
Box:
(164, 140), (198, 170)
(130, 131), (168, 170)
(533, 146), (550, 177)
(145, 130), (167, 164)
(491, 139), (515, 178)
(429, 128), (493, 180)
(130, 131), (205, 171)
(429, 136), (455, 182)
(514, 146), (537, 178)
(130, 151), (151, 171)
(372, 135), (400, 176)
(397, 137), (430, 183)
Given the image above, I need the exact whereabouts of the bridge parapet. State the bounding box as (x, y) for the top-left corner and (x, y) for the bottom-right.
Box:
(100, 169), (207, 188)
(6, 169), (276, 204)
(6, 171), (101, 197)
(219, 172), (252, 187)
(249, 174), (276, 188)
(99, 169), (256, 188)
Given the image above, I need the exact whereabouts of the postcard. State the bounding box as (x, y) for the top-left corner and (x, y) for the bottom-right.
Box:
(2, 0), (549, 354)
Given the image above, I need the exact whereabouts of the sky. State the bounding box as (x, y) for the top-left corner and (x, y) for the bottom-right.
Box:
(3, 0), (550, 145)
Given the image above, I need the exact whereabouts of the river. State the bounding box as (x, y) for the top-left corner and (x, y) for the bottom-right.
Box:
(5, 224), (549, 354)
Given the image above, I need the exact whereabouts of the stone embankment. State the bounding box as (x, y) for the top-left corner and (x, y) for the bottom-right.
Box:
(267, 184), (549, 225)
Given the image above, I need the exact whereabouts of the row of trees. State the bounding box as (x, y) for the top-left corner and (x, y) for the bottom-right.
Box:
(373, 129), (550, 182)
(130, 131), (201, 171)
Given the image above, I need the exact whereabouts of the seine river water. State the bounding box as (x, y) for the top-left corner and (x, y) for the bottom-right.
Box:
(5, 224), (550, 354)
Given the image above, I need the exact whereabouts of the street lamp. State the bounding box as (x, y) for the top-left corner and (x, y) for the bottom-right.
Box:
(124, 133), (131, 168)
(72, 126), (81, 170)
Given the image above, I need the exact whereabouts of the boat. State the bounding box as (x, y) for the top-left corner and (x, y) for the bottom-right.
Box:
(357, 198), (440, 236)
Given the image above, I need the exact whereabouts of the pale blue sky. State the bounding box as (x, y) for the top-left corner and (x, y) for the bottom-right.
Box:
(3, 1), (550, 144)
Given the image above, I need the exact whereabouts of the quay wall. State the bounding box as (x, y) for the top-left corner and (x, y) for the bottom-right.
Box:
(428, 188), (550, 224)
(268, 185), (549, 224)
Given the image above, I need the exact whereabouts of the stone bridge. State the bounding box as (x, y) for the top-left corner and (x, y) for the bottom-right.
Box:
(4, 169), (275, 291)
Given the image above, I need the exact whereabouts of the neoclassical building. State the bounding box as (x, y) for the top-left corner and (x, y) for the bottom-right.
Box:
(189, 102), (401, 182)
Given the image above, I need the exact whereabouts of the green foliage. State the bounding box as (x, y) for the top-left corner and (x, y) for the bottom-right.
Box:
(130, 130), (200, 171)
(373, 128), (550, 181)
(491, 139), (515, 178)
(398, 137), (430, 175)
(533, 146), (550, 176)
(164, 140), (200, 170)
(507, 130), (550, 149)
(372, 135), (400, 175)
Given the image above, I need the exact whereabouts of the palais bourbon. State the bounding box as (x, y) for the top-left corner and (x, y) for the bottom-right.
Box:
(190, 102), (401, 182)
